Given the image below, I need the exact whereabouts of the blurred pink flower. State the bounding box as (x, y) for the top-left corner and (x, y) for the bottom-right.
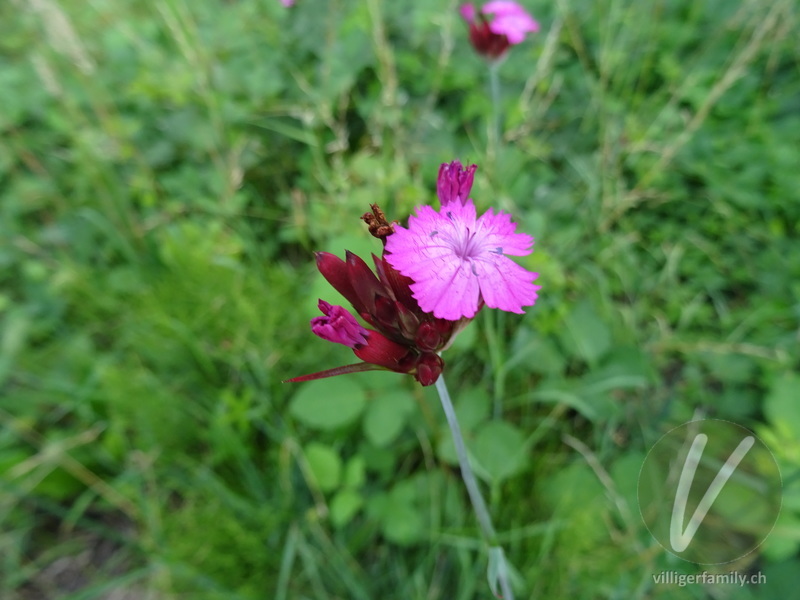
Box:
(460, 1), (539, 59)
(280, 0), (294, 6)
(385, 198), (540, 320)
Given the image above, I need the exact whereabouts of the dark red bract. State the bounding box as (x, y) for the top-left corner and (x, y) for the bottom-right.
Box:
(285, 247), (468, 386)
(467, 18), (511, 59)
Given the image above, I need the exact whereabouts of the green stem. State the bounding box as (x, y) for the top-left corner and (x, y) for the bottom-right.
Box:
(488, 61), (502, 160)
(484, 310), (506, 418)
(434, 375), (514, 600)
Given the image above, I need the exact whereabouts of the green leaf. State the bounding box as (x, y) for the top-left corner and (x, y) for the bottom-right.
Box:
(764, 374), (800, 439)
(473, 421), (528, 483)
(761, 511), (800, 562)
(561, 300), (611, 364)
(343, 455), (366, 489)
(290, 378), (366, 431)
(362, 391), (413, 447)
(454, 387), (491, 432)
(487, 546), (509, 599)
(381, 502), (423, 546)
(0, 308), (30, 387)
(303, 442), (342, 493)
(330, 489), (363, 528)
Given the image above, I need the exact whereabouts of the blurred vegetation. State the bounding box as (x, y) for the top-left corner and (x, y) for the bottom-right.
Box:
(1, 0), (799, 598)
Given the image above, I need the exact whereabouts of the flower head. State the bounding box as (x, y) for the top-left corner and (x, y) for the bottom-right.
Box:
(286, 161), (541, 386)
(385, 199), (540, 320)
(460, 1), (539, 59)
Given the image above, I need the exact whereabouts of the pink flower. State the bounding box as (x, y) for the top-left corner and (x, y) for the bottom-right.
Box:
(385, 199), (540, 320)
(460, 1), (539, 59)
(437, 160), (477, 207)
(286, 161), (541, 386)
(481, 1), (539, 43)
(280, 0), (295, 6)
(311, 300), (368, 347)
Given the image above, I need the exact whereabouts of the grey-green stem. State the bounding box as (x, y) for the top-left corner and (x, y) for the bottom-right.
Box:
(488, 60), (502, 159)
(434, 375), (514, 600)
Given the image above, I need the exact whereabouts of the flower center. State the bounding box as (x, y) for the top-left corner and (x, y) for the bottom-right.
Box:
(453, 227), (482, 260)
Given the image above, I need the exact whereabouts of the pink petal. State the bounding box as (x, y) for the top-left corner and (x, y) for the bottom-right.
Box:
(481, 1), (539, 44)
(460, 3), (477, 22)
(475, 208), (534, 255)
(481, 0), (529, 16)
(410, 259), (482, 320)
(476, 256), (541, 313)
(310, 300), (369, 347)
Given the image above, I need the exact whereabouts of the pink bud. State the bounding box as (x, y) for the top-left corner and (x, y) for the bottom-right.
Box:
(437, 160), (477, 206)
(311, 300), (368, 348)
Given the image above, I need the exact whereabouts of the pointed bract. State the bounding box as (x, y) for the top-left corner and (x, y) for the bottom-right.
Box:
(283, 362), (380, 383)
(315, 252), (363, 312)
(346, 250), (389, 318)
(353, 330), (413, 370)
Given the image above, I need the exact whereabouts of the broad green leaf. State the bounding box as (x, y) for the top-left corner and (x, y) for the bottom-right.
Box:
(343, 456), (366, 489)
(530, 385), (597, 421)
(381, 503), (423, 546)
(290, 378), (366, 431)
(363, 391), (413, 447)
(303, 442), (341, 493)
(610, 452), (646, 505)
(454, 387), (491, 432)
(561, 300), (611, 364)
(473, 421), (528, 483)
(761, 511), (800, 562)
(330, 489), (363, 528)
(764, 374), (800, 439)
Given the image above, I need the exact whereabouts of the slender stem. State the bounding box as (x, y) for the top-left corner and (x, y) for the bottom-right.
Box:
(435, 374), (514, 600)
(483, 310), (506, 418)
(435, 375), (495, 539)
(488, 61), (502, 160)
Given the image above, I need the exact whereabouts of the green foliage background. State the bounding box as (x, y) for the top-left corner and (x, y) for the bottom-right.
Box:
(1, 0), (799, 598)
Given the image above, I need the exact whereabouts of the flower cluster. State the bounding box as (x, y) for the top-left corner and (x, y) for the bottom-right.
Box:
(460, 1), (539, 60)
(286, 161), (540, 386)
